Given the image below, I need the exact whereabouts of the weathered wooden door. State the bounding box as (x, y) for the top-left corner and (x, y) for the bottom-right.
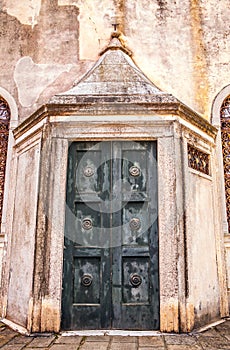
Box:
(62, 141), (159, 330)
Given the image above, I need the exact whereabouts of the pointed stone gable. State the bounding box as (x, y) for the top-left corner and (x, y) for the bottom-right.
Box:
(28, 36), (216, 139)
(51, 37), (163, 98)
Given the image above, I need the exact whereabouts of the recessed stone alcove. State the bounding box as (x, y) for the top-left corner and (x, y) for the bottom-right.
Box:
(0, 37), (228, 333)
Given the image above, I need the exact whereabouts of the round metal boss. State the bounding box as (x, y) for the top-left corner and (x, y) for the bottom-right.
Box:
(83, 166), (94, 177)
(129, 165), (140, 177)
(130, 274), (142, 287)
(129, 217), (141, 231)
(82, 218), (93, 230)
(81, 274), (93, 287)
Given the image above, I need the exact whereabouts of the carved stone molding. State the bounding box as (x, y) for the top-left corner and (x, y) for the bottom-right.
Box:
(0, 97), (10, 226)
(221, 96), (230, 232)
(187, 144), (210, 175)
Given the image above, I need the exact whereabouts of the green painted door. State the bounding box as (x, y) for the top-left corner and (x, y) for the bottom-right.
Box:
(62, 141), (159, 330)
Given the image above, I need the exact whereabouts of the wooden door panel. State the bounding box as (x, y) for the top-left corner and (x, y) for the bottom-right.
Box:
(62, 142), (111, 330)
(122, 202), (149, 246)
(75, 149), (102, 193)
(122, 257), (150, 304)
(122, 149), (147, 193)
(73, 257), (101, 304)
(62, 141), (159, 330)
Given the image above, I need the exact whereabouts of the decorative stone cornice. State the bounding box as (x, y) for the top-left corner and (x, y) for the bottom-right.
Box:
(13, 98), (217, 140)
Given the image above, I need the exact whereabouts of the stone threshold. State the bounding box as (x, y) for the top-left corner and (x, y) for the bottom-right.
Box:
(61, 330), (163, 337)
(1, 317), (229, 337)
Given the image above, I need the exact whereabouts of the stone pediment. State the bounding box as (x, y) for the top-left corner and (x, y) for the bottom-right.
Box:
(14, 35), (217, 139)
(51, 37), (163, 99)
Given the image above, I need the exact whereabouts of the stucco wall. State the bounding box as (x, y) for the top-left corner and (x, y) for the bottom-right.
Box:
(186, 171), (220, 326)
(0, 0), (230, 120)
(6, 143), (40, 327)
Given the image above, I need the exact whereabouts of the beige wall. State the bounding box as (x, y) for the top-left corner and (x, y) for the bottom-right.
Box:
(186, 172), (220, 325)
(6, 142), (40, 327)
(1, 0), (230, 120)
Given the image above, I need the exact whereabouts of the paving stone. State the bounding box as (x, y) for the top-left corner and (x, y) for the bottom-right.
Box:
(79, 342), (109, 350)
(215, 322), (230, 341)
(138, 336), (164, 347)
(27, 336), (55, 347)
(138, 348), (165, 350)
(0, 320), (229, 350)
(110, 343), (137, 350)
(0, 345), (25, 350)
(164, 335), (197, 345)
(112, 336), (137, 343)
(54, 335), (82, 344)
(215, 322), (230, 332)
(84, 336), (110, 342)
(0, 329), (17, 347)
(49, 345), (79, 350)
(166, 346), (202, 350)
(0, 329), (17, 336)
(222, 333), (230, 341)
(197, 336), (230, 349)
(24, 348), (49, 350)
(7, 335), (33, 345)
(199, 329), (223, 337)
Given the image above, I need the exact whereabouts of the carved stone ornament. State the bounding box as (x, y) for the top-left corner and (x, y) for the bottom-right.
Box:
(0, 97), (10, 226)
(221, 96), (230, 232)
(187, 144), (210, 175)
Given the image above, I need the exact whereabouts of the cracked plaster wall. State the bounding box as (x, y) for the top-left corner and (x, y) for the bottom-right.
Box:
(0, 0), (230, 119)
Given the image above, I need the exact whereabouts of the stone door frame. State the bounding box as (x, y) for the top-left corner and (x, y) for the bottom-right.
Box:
(27, 115), (189, 333)
(2, 107), (227, 334)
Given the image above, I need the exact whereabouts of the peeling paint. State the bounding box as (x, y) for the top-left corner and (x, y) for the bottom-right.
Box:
(59, 0), (115, 60)
(1, 0), (230, 119)
(3, 0), (42, 27)
(14, 57), (72, 107)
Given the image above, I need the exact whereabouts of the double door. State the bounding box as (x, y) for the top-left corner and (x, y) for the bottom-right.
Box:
(62, 141), (159, 330)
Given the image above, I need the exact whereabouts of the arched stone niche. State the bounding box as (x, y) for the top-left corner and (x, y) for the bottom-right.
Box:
(0, 88), (18, 291)
(0, 96), (10, 227)
(212, 85), (230, 309)
(0, 38), (229, 334)
(0, 87), (18, 229)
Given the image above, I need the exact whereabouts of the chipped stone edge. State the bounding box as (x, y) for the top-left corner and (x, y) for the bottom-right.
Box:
(1, 318), (30, 336)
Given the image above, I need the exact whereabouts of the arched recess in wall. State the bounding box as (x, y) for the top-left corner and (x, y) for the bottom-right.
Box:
(0, 87), (18, 234)
(211, 85), (230, 234)
(0, 97), (10, 227)
(220, 96), (230, 233)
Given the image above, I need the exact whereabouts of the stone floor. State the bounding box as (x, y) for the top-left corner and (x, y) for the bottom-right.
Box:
(0, 319), (230, 350)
